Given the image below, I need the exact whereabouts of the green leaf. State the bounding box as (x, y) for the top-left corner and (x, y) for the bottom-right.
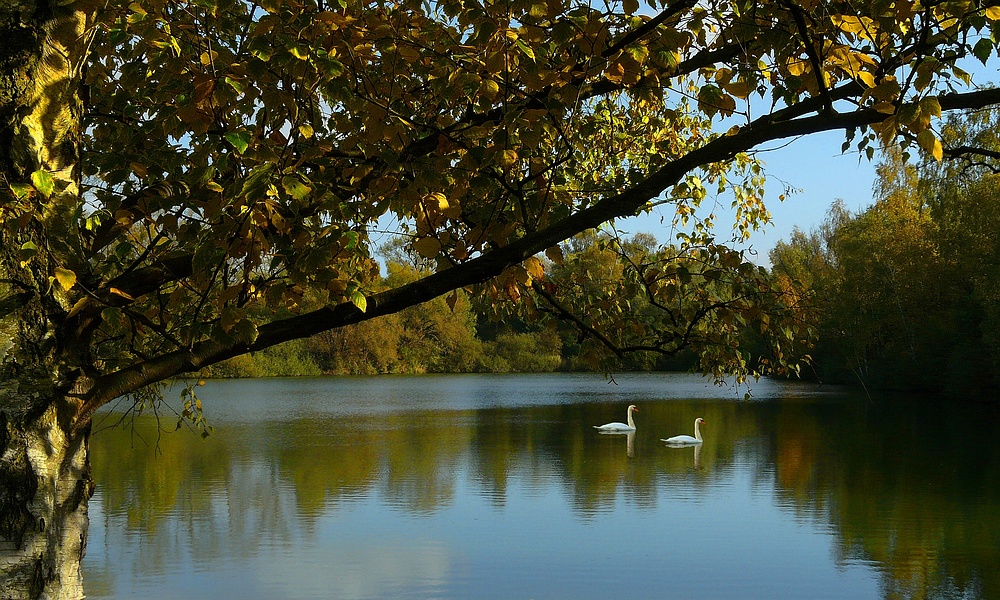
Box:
(9, 183), (33, 200)
(31, 170), (55, 198)
(282, 175), (312, 200)
(514, 39), (535, 60)
(350, 288), (367, 312)
(19, 241), (38, 263)
(240, 163), (275, 199)
(232, 318), (259, 344)
(974, 38), (994, 64)
(223, 76), (245, 95)
(224, 131), (252, 154)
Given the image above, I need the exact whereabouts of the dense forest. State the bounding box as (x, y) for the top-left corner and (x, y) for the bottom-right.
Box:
(216, 107), (1000, 402)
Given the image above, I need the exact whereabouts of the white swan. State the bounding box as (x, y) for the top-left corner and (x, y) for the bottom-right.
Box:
(662, 417), (705, 445)
(593, 405), (638, 431)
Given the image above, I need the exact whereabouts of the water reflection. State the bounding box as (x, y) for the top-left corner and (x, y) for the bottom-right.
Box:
(85, 375), (1000, 599)
(596, 429), (635, 457)
(663, 441), (703, 470)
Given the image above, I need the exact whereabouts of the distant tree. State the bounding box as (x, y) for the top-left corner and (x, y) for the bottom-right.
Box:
(542, 230), (811, 380)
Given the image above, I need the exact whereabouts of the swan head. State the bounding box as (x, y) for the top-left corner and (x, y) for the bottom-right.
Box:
(697, 417), (705, 424)
(628, 405), (638, 413)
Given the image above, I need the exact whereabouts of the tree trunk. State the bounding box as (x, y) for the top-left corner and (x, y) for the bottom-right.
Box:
(1, 1), (97, 598)
(0, 406), (92, 600)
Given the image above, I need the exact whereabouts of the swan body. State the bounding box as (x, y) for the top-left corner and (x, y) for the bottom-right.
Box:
(662, 418), (705, 445)
(594, 405), (638, 431)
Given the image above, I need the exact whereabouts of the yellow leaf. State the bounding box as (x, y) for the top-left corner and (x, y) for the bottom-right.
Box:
(427, 192), (449, 212)
(873, 101), (896, 114)
(480, 79), (500, 99)
(545, 246), (564, 265)
(524, 256), (545, 281)
(507, 265), (531, 286)
(857, 71), (876, 88)
(110, 287), (136, 301)
(67, 297), (89, 318)
(724, 80), (751, 98)
(54, 267), (76, 291)
(413, 236), (441, 258)
(604, 61), (624, 84)
(917, 128), (938, 154)
(986, 6), (1000, 19)
(932, 137), (943, 162)
(499, 149), (518, 167)
(920, 96), (942, 118)
(831, 15), (874, 37)
(786, 58), (806, 77)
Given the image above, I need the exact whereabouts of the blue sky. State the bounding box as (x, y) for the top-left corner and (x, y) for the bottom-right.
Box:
(618, 129), (880, 265)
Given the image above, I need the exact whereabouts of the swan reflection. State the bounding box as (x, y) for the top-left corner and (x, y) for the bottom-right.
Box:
(597, 429), (636, 457)
(663, 436), (703, 469)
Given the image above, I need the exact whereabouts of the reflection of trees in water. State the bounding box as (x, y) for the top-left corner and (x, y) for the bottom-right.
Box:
(761, 398), (1000, 600)
(89, 394), (1000, 599)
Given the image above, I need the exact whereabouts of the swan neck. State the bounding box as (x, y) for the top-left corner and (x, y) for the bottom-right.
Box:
(694, 419), (702, 441)
(627, 408), (635, 428)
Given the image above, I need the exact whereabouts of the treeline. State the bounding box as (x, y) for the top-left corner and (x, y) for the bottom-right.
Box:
(209, 111), (1000, 393)
(203, 232), (702, 378)
(770, 109), (1000, 397)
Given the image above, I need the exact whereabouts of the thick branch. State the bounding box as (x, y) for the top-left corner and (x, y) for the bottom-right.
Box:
(944, 144), (1000, 162)
(72, 85), (1000, 433)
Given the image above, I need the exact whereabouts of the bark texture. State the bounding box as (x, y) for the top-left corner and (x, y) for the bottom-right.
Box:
(1, 2), (96, 598)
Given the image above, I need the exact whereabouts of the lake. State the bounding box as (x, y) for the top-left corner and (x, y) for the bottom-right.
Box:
(83, 373), (1000, 599)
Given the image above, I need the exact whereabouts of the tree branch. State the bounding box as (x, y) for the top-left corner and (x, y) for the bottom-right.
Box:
(782, 0), (834, 115)
(602, 0), (699, 59)
(71, 85), (1000, 434)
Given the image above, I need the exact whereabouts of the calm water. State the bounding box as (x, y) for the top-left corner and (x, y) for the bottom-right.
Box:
(83, 373), (1000, 599)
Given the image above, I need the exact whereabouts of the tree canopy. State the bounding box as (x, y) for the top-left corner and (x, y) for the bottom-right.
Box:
(41, 0), (998, 420)
(4, 0), (1000, 430)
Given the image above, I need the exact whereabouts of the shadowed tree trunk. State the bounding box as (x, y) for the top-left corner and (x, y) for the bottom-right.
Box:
(1, 2), (97, 598)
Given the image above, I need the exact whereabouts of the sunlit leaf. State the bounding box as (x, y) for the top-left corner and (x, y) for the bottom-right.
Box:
(414, 236), (441, 258)
(109, 287), (136, 301)
(54, 267), (77, 291)
(225, 131), (252, 154)
(30, 170), (54, 198)
(350, 289), (367, 312)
